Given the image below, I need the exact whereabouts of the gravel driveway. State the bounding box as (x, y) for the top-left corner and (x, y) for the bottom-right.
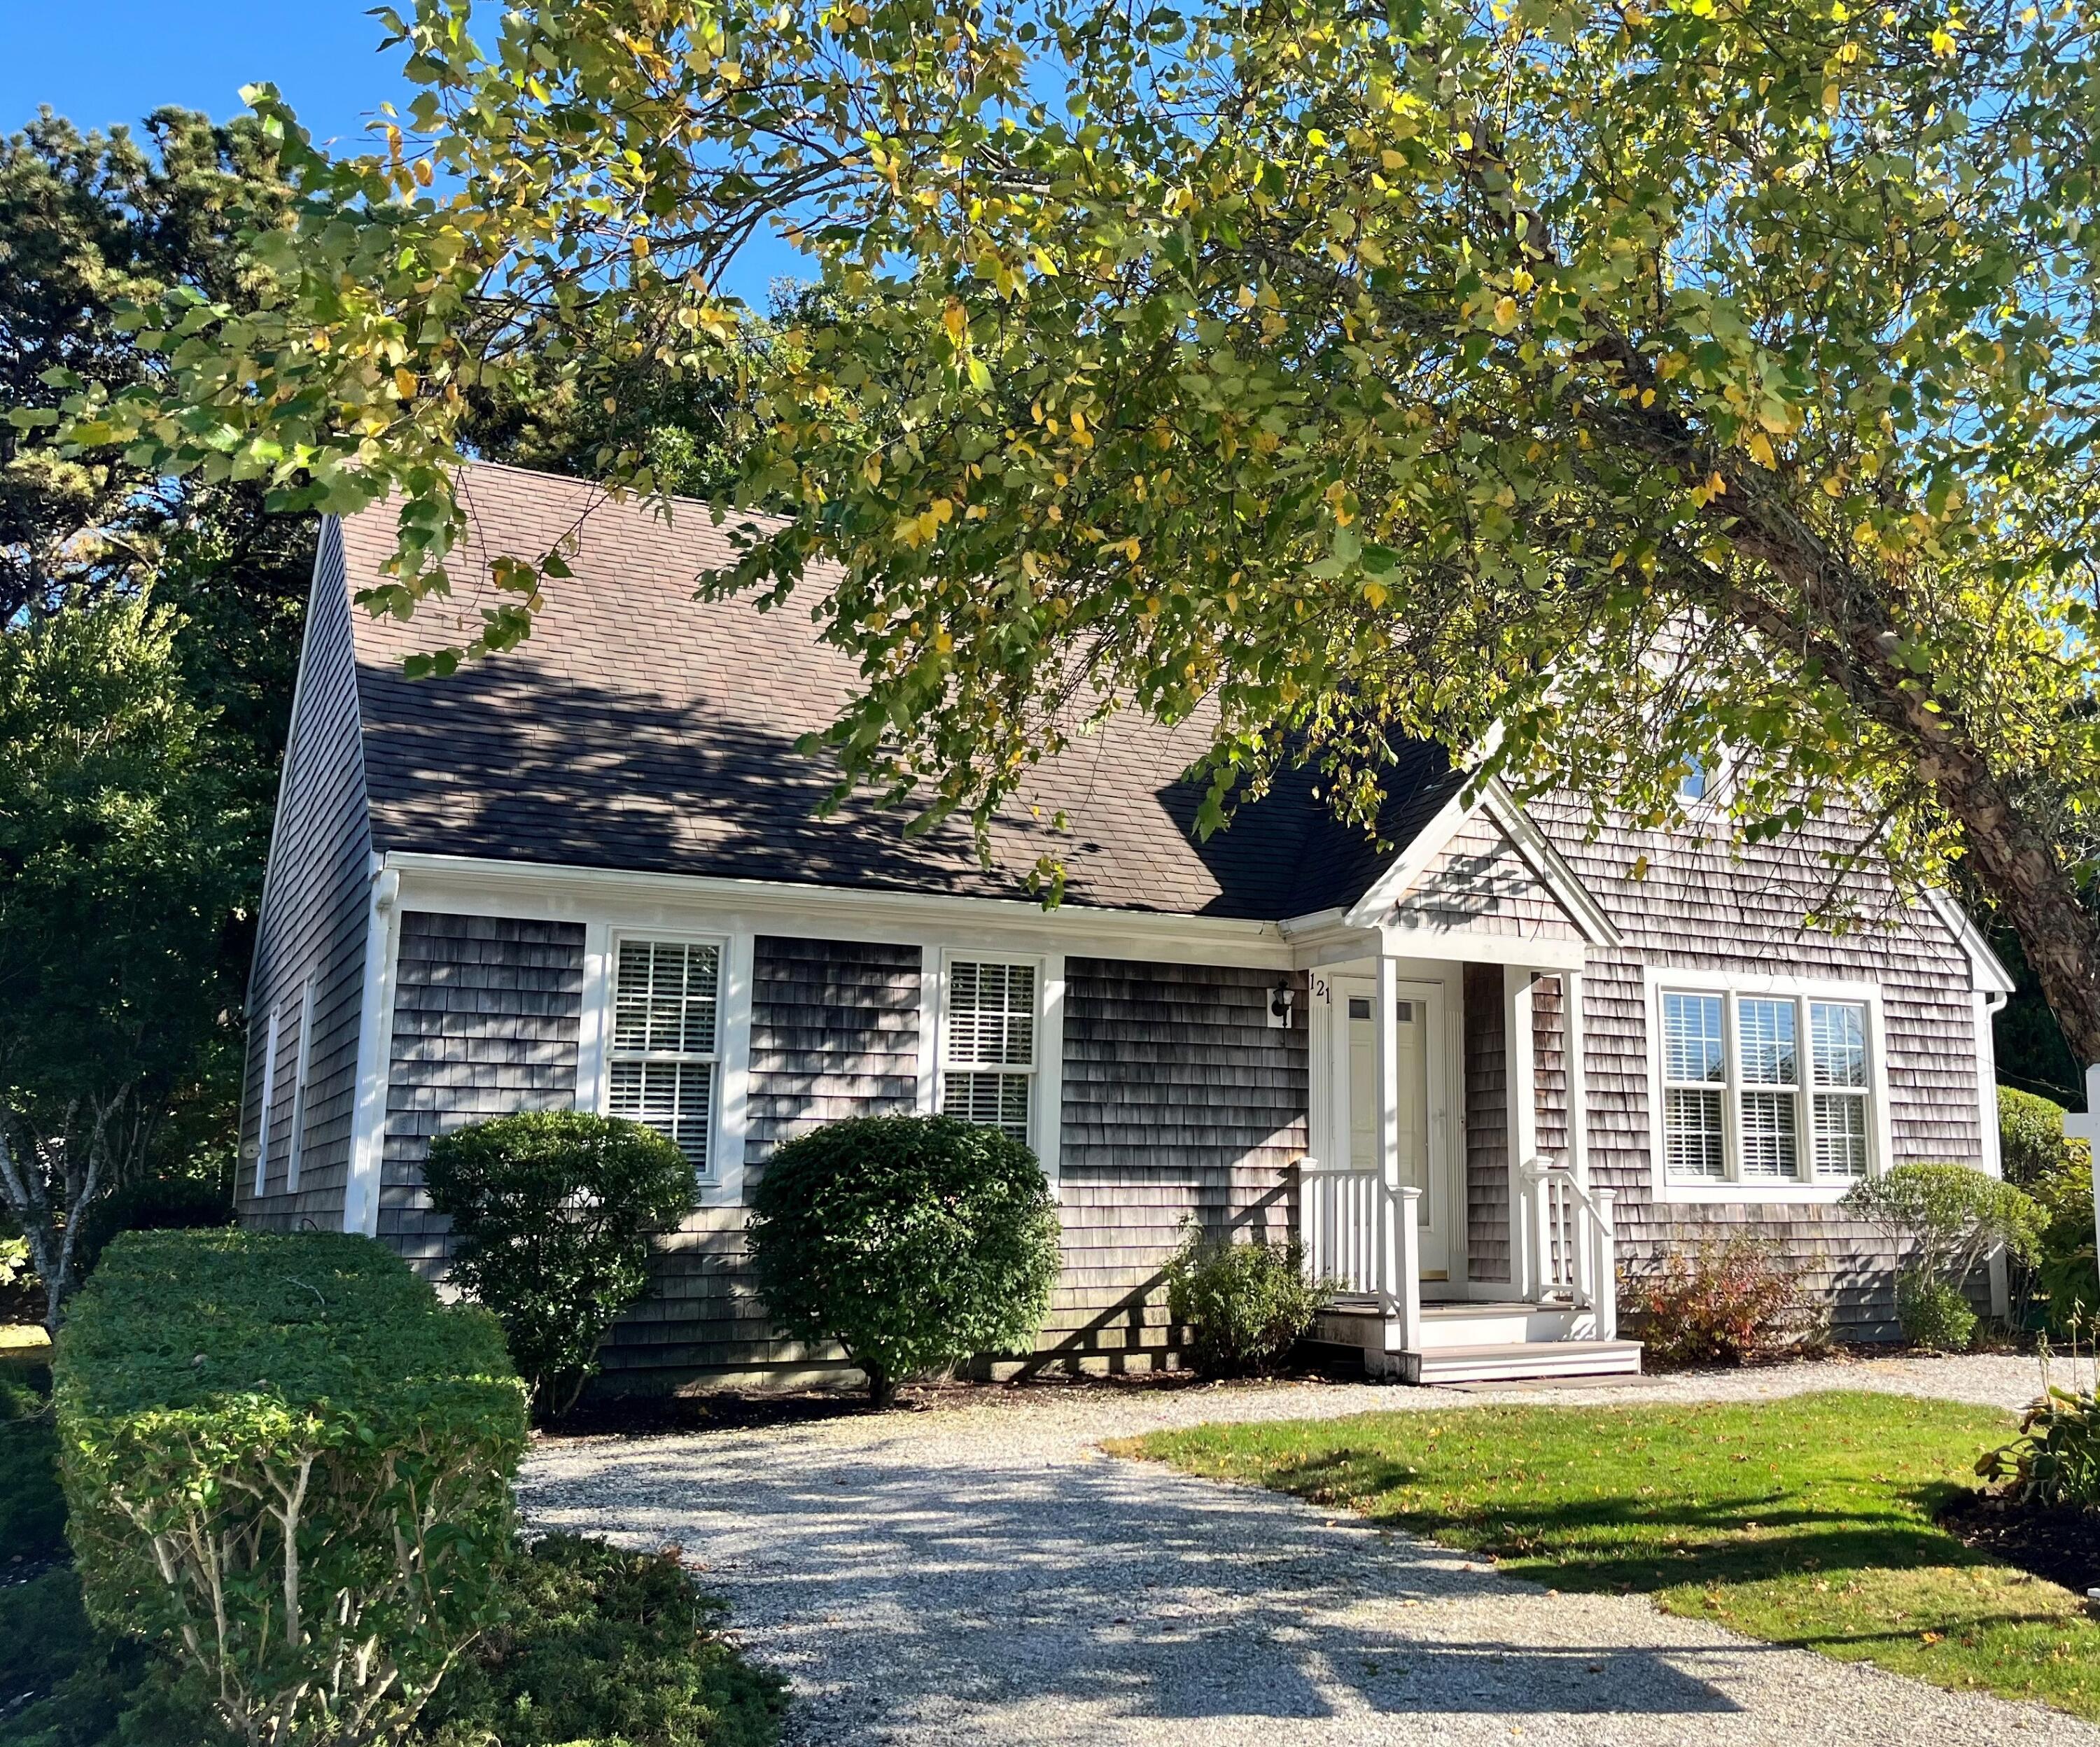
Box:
(522, 1354), (2093, 1746)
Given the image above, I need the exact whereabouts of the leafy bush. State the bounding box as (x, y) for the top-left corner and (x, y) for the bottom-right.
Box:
(1620, 1236), (1805, 1368)
(1163, 1230), (1324, 1377)
(69, 1172), (234, 1279)
(747, 1114), (1061, 1405)
(55, 1230), (528, 1746)
(1977, 1345), (2100, 1510)
(1998, 1086), (2090, 1194)
(422, 1536), (785, 1747)
(422, 1111), (694, 1417)
(1896, 1269), (1977, 1352)
(1843, 1163), (2045, 1345)
(1998, 1088), (2100, 1333)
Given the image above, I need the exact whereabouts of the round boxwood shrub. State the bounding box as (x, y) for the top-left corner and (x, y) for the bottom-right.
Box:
(746, 1114), (1060, 1405)
(423, 1111), (693, 1419)
(1897, 1268), (1977, 1352)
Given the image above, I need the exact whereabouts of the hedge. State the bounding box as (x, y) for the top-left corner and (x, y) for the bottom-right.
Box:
(54, 1230), (528, 1745)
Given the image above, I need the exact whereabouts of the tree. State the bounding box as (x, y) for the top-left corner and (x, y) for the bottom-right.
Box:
(46, 1), (2100, 1064)
(1, 111), (315, 1207)
(0, 592), (253, 1328)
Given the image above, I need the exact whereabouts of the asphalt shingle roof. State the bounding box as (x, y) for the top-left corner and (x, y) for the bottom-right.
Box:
(342, 462), (1462, 920)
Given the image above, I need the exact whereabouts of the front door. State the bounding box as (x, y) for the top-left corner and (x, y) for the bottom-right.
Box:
(1338, 976), (1452, 1283)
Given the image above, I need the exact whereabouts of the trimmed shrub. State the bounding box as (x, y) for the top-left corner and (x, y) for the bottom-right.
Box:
(70, 1172), (234, 1279)
(422, 1111), (694, 1418)
(421, 1535), (786, 1747)
(55, 1230), (528, 1745)
(1163, 1230), (1324, 1377)
(1621, 1237), (1806, 1368)
(1999, 1086), (2090, 1193)
(747, 1115), (1060, 1405)
(1844, 1163), (2045, 1345)
(1896, 1269), (1977, 1352)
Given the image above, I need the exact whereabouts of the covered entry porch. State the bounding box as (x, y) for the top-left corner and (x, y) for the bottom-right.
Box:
(1283, 930), (1642, 1383)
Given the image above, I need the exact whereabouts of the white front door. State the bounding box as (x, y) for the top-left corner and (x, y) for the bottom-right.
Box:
(1338, 976), (1452, 1283)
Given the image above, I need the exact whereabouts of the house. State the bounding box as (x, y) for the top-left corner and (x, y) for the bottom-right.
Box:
(238, 461), (2016, 1386)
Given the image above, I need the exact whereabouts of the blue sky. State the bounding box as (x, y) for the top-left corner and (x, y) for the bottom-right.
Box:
(0, 1), (804, 300)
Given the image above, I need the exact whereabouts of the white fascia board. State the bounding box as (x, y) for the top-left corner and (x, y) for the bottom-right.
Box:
(1336, 774), (1620, 950)
(379, 852), (1296, 969)
(1924, 888), (2017, 996)
(1340, 779), (1487, 929)
(1380, 924), (1590, 971)
(1479, 783), (1623, 949)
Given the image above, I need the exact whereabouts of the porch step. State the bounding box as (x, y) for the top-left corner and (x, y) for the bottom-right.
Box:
(1402, 1338), (1644, 1386)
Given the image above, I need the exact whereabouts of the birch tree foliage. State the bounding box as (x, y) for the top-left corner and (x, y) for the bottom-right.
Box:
(36, 0), (2100, 1053)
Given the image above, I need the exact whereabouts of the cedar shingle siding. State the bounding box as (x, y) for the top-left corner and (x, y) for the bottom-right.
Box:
(601, 936), (923, 1381)
(1539, 799), (1982, 1341)
(378, 913), (587, 1271)
(1049, 959), (1308, 1371)
(238, 523), (370, 1233)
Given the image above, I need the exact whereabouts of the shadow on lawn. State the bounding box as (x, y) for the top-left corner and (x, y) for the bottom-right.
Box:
(1253, 1446), (2011, 1598)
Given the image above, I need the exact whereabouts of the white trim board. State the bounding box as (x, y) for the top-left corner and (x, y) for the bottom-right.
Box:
(382, 853), (1294, 969)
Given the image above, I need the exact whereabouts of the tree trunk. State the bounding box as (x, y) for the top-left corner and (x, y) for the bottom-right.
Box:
(863, 1363), (893, 1409)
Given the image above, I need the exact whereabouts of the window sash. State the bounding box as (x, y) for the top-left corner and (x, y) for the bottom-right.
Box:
(1658, 988), (1875, 1186)
(941, 960), (1040, 1144)
(608, 939), (722, 1172)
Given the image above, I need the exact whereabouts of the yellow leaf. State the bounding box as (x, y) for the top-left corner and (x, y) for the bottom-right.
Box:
(1493, 296), (1518, 328)
(1746, 430), (1777, 468)
(394, 367), (418, 400)
(943, 301), (967, 345)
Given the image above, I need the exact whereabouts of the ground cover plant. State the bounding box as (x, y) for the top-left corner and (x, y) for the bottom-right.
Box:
(748, 1114), (1060, 1405)
(1123, 1391), (2100, 1720)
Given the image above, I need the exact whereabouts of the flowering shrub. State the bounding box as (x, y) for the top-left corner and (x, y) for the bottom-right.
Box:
(1620, 1237), (1805, 1368)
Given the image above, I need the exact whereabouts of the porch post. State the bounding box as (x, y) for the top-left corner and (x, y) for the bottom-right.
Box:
(1396, 1185), (1424, 1354)
(1504, 966), (1539, 1298)
(1567, 967), (1588, 1187)
(1376, 956), (1402, 1196)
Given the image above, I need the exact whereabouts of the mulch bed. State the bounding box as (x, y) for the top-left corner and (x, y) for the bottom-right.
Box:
(1939, 1488), (2100, 1597)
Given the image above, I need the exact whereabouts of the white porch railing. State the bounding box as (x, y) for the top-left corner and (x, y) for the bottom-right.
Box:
(1298, 1158), (1422, 1354)
(1518, 1156), (1617, 1340)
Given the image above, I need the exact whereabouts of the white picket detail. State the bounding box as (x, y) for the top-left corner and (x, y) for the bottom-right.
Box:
(1518, 1156), (1616, 1340)
(1300, 1158), (1421, 1354)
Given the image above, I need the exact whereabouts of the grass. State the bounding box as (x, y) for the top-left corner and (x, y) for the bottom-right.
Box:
(1121, 1389), (2100, 1721)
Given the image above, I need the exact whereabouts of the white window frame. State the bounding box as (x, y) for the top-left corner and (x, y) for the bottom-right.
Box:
(285, 978), (316, 1193)
(599, 929), (731, 1181)
(932, 950), (1061, 1169)
(1644, 967), (1893, 1204)
(253, 1004), (281, 1197)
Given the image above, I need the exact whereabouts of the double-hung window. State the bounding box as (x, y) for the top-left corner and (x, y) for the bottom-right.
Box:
(608, 938), (721, 1172)
(1657, 981), (1877, 1188)
(941, 960), (1037, 1144)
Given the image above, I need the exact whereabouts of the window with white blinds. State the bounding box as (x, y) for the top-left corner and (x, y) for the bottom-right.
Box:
(607, 939), (721, 1172)
(941, 960), (1037, 1144)
(1658, 983), (1877, 1187)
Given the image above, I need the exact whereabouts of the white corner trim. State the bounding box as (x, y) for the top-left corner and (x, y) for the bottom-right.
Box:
(1924, 889), (2017, 997)
(1504, 967), (1539, 1296)
(343, 865), (402, 1237)
(575, 921), (612, 1114)
(285, 978), (316, 1195)
(254, 1004), (281, 1200)
(1976, 988), (2008, 1179)
(1037, 951), (1067, 1190)
(1640, 964), (1895, 1205)
(915, 947), (941, 1114)
(713, 931), (755, 1207)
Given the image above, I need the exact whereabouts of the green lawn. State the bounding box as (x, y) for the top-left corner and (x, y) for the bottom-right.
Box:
(1120, 1390), (2100, 1720)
